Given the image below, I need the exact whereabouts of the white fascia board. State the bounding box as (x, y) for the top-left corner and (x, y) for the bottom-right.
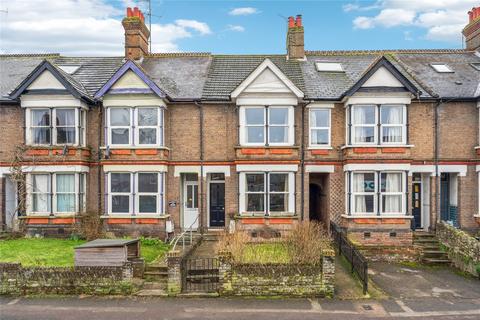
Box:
(343, 163), (411, 171)
(22, 165), (89, 173)
(231, 58), (304, 99)
(236, 164), (298, 172)
(305, 165), (335, 173)
(103, 164), (168, 172)
(174, 165), (201, 177)
(438, 165), (467, 176)
(102, 94), (167, 108)
(409, 165), (435, 176)
(307, 102), (335, 109)
(344, 93), (412, 106)
(203, 165), (231, 177)
(20, 95), (86, 108)
(236, 94), (299, 106)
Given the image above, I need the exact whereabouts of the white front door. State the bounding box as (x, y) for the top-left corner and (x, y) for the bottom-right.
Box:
(183, 180), (199, 230)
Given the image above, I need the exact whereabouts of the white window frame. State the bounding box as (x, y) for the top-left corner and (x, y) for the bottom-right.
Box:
(108, 107), (132, 147)
(379, 171), (406, 215)
(244, 172), (267, 215)
(27, 172), (86, 215)
(135, 172), (164, 215)
(108, 172), (133, 215)
(309, 108), (331, 148)
(26, 107), (86, 147)
(351, 171), (377, 215)
(380, 105), (407, 145)
(241, 106), (266, 146)
(134, 107), (164, 146)
(351, 105), (378, 145)
(268, 172), (290, 215)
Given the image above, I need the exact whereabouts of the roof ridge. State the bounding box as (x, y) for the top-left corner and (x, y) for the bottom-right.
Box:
(306, 49), (469, 55)
(147, 52), (211, 57)
(0, 53), (60, 58)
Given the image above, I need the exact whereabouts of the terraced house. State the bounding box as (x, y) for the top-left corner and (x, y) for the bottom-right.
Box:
(1, 7), (480, 248)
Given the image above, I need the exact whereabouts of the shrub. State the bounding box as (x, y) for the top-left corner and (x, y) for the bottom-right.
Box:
(216, 231), (249, 261)
(285, 221), (331, 265)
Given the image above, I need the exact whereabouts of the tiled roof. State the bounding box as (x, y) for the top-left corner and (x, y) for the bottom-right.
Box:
(202, 55), (305, 101)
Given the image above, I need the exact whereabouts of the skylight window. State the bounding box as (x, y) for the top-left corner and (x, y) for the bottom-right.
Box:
(430, 64), (453, 73)
(58, 65), (80, 74)
(470, 63), (480, 71)
(315, 62), (344, 72)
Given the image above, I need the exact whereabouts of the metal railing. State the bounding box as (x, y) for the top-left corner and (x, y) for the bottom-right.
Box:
(171, 214), (200, 252)
(331, 222), (368, 295)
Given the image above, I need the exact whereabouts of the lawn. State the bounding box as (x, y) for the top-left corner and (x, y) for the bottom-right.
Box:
(0, 238), (170, 267)
(241, 243), (292, 264)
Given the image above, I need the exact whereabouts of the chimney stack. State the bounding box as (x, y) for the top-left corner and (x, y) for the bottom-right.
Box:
(286, 14), (305, 60)
(463, 7), (480, 51)
(122, 7), (150, 60)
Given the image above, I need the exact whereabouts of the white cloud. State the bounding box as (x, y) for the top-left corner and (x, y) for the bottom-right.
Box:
(349, 0), (476, 42)
(228, 7), (259, 16)
(0, 0), (212, 55)
(226, 24), (245, 32)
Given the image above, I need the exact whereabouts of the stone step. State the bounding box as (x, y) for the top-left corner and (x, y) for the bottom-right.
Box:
(142, 281), (167, 290)
(144, 271), (168, 277)
(145, 265), (168, 272)
(423, 251), (449, 259)
(422, 258), (451, 265)
(414, 239), (440, 245)
(413, 232), (436, 238)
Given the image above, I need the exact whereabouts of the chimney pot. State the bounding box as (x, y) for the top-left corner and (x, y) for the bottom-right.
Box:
(463, 7), (480, 51)
(123, 6), (150, 60)
(288, 16), (295, 28)
(295, 15), (302, 27)
(127, 7), (133, 17)
(133, 7), (139, 17)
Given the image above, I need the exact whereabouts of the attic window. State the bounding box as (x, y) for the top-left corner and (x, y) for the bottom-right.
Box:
(470, 63), (480, 71)
(58, 65), (80, 74)
(315, 62), (344, 72)
(430, 64), (453, 73)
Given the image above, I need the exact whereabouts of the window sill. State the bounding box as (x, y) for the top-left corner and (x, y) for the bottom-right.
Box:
(235, 145), (299, 149)
(341, 214), (412, 219)
(100, 214), (170, 219)
(341, 145), (414, 149)
(235, 214), (298, 219)
(19, 213), (77, 219)
(101, 146), (169, 150)
(308, 146), (333, 150)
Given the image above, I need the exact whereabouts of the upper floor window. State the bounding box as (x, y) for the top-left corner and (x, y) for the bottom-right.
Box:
(348, 105), (406, 145)
(239, 106), (294, 146)
(27, 108), (86, 146)
(107, 107), (164, 147)
(309, 108), (331, 147)
(27, 172), (86, 214)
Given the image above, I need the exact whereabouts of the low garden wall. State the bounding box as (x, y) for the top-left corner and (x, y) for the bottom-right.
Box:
(436, 222), (480, 277)
(0, 262), (137, 295)
(218, 249), (335, 297)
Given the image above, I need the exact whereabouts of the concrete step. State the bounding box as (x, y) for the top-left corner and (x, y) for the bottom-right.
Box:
(423, 251), (449, 259)
(422, 258), (451, 265)
(413, 232), (436, 238)
(414, 239), (440, 245)
(135, 289), (168, 297)
(145, 265), (168, 272)
(142, 281), (167, 290)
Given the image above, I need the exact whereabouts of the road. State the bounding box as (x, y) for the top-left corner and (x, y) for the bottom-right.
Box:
(2, 295), (480, 320)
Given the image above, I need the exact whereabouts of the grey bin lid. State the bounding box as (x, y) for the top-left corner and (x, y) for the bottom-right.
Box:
(75, 239), (139, 249)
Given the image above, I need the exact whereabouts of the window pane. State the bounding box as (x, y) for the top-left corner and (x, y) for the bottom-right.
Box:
(112, 195), (129, 213)
(32, 109), (50, 126)
(381, 106), (403, 125)
(311, 129), (329, 145)
(353, 106), (375, 124)
(139, 128), (157, 144)
(32, 174), (50, 212)
(381, 173), (402, 192)
(57, 194), (75, 212)
(246, 174), (264, 192)
(269, 126), (288, 143)
(33, 193), (49, 212)
(245, 108), (264, 125)
(57, 127), (75, 144)
(138, 173), (158, 193)
(310, 109), (329, 127)
(193, 185), (198, 208)
(270, 194), (287, 212)
(355, 195), (374, 213)
(33, 128), (50, 144)
(353, 173), (375, 192)
(247, 193), (264, 212)
(184, 173), (198, 181)
(139, 195), (157, 213)
(186, 185), (193, 208)
(111, 128), (129, 144)
(33, 174), (49, 193)
(111, 173), (130, 192)
(110, 108), (130, 126)
(382, 195), (402, 213)
(269, 108), (288, 125)
(56, 174), (74, 192)
(382, 127), (402, 143)
(269, 174), (288, 192)
(354, 127), (375, 143)
(138, 108), (158, 126)
(56, 109), (75, 126)
(247, 127), (264, 143)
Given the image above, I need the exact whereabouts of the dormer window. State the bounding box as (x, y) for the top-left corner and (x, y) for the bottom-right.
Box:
(431, 64), (454, 73)
(315, 62), (344, 72)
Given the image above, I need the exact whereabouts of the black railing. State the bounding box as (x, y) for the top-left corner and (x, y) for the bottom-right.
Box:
(330, 222), (368, 294)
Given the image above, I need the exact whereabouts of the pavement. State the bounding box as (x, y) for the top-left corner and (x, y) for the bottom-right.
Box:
(1, 262), (479, 319)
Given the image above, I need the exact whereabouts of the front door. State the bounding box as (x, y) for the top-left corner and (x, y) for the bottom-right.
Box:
(209, 182), (225, 227)
(412, 180), (422, 229)
(183, 177), (199, 230)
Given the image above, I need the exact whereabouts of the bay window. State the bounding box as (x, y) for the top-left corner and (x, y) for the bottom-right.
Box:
(347, 171), (406, 215)
(28, 172), (86, 214)
(241, 172), (294, 215)
(27, 108), (86, 146)
(107, 107), (164, 147)
(348, 104), (406, 145)
(309, 108), (331, 147)
(240, 106), (294, 146)
(108, 172), (165, 215)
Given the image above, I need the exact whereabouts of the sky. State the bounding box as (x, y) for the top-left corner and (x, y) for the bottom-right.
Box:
(0, 0), (477, 56)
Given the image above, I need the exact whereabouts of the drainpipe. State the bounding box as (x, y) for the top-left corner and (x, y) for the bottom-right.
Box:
(300, 102), (305, 221)
(194, 101), (204, 234)
(434, 99), (440, 227)
(98, 105), (103, 214)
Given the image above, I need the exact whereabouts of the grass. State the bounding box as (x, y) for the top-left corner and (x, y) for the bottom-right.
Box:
(0, 238), (170, 267)
(241, 243), (292, 264)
